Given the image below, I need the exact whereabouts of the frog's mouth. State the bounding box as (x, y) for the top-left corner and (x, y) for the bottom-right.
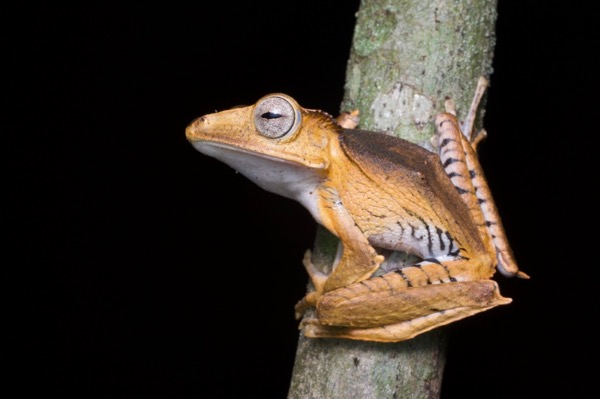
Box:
(191, 140), (300, 166)
(189, 138), (328, 171)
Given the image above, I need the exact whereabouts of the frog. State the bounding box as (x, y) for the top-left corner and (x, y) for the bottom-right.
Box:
(185, 77), (528, 342)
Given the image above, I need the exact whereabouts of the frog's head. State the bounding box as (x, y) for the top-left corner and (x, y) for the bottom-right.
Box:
(186, 94), (340, 170)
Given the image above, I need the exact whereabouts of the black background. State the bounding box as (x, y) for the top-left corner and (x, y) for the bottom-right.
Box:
(6, 1), (594, 397)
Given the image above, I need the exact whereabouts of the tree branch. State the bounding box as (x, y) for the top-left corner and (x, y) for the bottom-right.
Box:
(288, 1), (498, 397)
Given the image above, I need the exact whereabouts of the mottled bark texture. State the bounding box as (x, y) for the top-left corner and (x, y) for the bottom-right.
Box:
(288, 0), (498, 398)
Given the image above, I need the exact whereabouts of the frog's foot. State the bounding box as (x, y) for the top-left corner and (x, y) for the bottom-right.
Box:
(295, 250), (329, 319)
(471, 128), (487, 151)
(335, 109), (360, 129)
(295, 293), (318, 320)
(461, 76), (489, 141)
(302, 249), (328, 293)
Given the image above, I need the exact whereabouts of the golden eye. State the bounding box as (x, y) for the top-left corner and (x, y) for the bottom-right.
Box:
(254, 95), (300, 139)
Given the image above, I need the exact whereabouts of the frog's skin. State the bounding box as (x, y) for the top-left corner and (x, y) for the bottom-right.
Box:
(186, 79), (527, 342)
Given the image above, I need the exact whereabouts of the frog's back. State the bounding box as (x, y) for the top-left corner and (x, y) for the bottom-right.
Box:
(338, 129), (484, 257)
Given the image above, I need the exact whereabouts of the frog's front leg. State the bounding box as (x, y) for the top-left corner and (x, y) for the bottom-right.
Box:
(302, 271), (510, 343)
(293, 249), (329, 319)
(295, 185), (384, 317)
(318, 185), (385, 293)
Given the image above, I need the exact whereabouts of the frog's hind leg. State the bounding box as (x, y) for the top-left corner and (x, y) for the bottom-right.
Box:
(434, 82), (528, 279)
(302, 278), (510, 342)
(304, 306), (492, 343)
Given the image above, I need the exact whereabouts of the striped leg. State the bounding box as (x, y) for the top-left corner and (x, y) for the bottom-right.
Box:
(434, 80), (528, 278)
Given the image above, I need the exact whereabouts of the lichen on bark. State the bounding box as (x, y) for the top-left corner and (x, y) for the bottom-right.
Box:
(343, 0), (497, 146)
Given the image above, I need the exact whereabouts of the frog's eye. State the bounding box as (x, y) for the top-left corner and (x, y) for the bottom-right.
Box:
(254, 95), (300, 139)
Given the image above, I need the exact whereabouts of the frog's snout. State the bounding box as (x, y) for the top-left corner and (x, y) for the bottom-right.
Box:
(185, 115), (208, 142)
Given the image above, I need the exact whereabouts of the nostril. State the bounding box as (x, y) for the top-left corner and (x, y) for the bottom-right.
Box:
(190, 116), (207, 128)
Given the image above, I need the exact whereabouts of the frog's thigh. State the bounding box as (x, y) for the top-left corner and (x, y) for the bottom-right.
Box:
(306, 280), (510, 342)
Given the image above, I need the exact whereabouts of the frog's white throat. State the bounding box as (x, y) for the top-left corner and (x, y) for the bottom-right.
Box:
(192, 141), (324, 222)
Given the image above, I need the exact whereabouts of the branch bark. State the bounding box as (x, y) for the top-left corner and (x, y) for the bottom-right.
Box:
(288, 0), (498, 397)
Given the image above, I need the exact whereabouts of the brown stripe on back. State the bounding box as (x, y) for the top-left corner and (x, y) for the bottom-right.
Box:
(338, 129), (486, 255)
